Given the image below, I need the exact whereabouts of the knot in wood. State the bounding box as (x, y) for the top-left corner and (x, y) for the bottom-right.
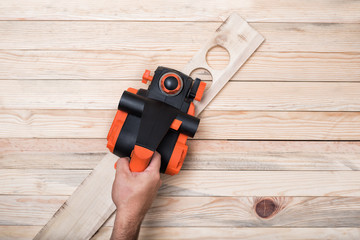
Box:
(255, 199), (277, 219)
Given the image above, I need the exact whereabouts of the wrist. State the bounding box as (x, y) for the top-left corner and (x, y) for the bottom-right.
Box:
(111, 210), (143, 240)
(115, 208), (143, 228)
(116, 201), (147, 222)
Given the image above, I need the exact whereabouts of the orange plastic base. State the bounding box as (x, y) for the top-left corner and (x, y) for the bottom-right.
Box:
(165, 133), (188, 175)
(107, 110), (128, 153)
(164, 102), (195, 175)
(107, 88), (138, 153)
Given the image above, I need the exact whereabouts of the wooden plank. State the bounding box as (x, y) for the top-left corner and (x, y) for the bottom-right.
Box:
(0, 226), (41, 240)
(1, 170), (359, 196)
(2, 80), (360, 111)
(158, 171), (360, 197)
(0, 169), (89, 195)
(1, 22), (359, 52)
(0, 196), (65, 226)
(0, 139), (107, 153)
(0, 51), (359, 82)
(182, 13), (264, 115)
(1, 139), (360, 171)
(100, 227), (360, 240)
(1, 195), (360, 227)
(33, 153), (117, 240)
(1, 110), (360, 140)
(199, 111), (360, 140)
(139, 196), (360, 227)
(0, 226), (359, 240)
(0, 0), (359, 23)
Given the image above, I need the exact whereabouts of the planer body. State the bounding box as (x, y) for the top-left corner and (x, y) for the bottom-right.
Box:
(107, 66), (206, 175)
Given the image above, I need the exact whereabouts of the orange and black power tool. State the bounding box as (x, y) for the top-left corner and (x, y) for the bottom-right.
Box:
(107, 66), (206, 175)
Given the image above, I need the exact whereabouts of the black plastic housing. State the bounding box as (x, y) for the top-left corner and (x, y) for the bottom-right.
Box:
(112, 66), (202, 173)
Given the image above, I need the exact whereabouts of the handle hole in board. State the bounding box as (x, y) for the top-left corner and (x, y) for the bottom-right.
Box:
(206, 45), (230, 70)
(189, 68), (213, 90)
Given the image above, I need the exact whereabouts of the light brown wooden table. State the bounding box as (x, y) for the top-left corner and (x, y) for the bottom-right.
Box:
(0, 1), (360, 239)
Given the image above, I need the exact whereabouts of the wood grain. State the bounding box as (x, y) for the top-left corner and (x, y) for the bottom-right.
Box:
(1, 195), (360, 227)
(1, 22), (359, 52)
(1, 139), (360, 171)
(142, 196), (360, 227)
(2, 80), (360, 111)
(33, 153), (117, 240)
(0, 0), (359, 23)
(1, 110), (360, 140)
(98, 227), (360, 240)
(0, 226), (359, 240)
(0, 169), (89, 195)
(1, 170), (359, 196)
(0, 51), (359, 81)
(1, 0), (360, 238)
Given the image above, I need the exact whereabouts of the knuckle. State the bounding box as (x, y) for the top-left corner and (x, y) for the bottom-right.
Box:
(117, 169), (128, 178)
(153, 172), (161, 181)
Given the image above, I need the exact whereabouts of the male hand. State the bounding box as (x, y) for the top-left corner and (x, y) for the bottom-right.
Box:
(111, 152), (162, 240)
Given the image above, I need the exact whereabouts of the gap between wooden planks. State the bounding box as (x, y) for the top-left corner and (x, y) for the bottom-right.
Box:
(0, 0), (359, 22)
(1, 169), (359, 196)
(0, 22), (359, 52)
(1, 110), (360, 140)
(1, 139), (360, 171)
(1, 195), (360, 227)
(0, 51), (359, 81)
(0, 226), (359, 240)
(2, 81), (360, 111)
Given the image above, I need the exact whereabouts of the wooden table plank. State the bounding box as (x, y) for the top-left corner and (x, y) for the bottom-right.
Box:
(0, 0), (359, 23)
(0, 226), (359, 240)
(99, 227), (360, 240)
(1, 110), (360, 140)
(0, 51), (359, 81)
(1, 139), (360, 171)
(1, 195), (360, 227)
(1, 170), (359, 196)
(0, 22), (359, 52)
(2, 81), (360, 111)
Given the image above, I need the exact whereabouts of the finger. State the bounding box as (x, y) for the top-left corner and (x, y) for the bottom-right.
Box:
(145, 151), (161, 173)
(115, 157), (130, 174)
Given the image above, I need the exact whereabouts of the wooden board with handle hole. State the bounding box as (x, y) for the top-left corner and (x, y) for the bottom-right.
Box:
(34, 13), (264, 240)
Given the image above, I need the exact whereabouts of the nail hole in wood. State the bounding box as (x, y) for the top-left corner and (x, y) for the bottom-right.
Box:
(206, 45), (230, 70)
(255, 199), (277, 219)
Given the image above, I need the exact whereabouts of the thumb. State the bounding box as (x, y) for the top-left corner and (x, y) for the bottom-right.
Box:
(145, 151), (161, 173)
(115, 157), (130, 174)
